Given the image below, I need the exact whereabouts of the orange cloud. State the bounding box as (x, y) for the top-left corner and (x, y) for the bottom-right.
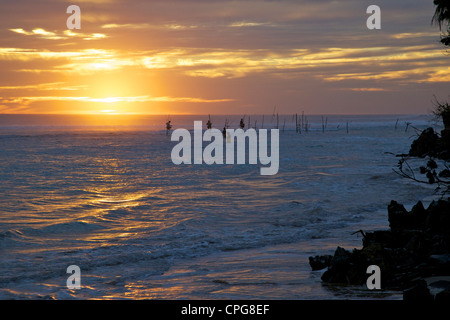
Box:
(0, 95), (235, 105)
(9, 28), (108, 41)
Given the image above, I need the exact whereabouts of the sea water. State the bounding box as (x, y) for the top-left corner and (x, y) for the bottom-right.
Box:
(0, 114), (442, 299)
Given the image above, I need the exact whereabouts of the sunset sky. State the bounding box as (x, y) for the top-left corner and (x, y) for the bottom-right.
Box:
(0, 0), (448, 115)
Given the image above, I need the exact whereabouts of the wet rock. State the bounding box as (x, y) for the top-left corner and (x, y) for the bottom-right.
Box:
(425, 200), (450, 235)
(428, 254), (450, 274)
(435, 289), (450, 302)
(309, 255), (332, 271)
(388, 200), (410, 232)
(429, 235), (450, 255)
(362, 230), (393, 248)
(388, 199), (450, 234)
(403, 280), (434, 301)
(312, 198), (450, 299)
(429, 254), (450, 265)
(404, 233), (430, 260)
(440, 129), (450, 159)
(409, 127), (439, 157)
(438, 169), (450, 178)
(321, 247), (355, 284)
(410, 201), (427, 230)
(330, 246), (351, 266)
(320, 246), (384, 286)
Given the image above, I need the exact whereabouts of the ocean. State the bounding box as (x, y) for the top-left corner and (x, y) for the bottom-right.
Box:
(0, 114), (442, 299)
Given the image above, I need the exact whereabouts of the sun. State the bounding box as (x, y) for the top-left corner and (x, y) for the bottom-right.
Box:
(100, 109), (119, 114)
(85, 76), (140, 115)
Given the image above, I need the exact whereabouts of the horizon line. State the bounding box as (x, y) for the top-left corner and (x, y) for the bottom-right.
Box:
(0, 112), (432, 116)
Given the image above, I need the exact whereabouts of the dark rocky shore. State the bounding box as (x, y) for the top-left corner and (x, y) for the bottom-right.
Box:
(309, 125), (450, 301)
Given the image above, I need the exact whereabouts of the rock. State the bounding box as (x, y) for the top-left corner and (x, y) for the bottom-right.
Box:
(362, 230), (393, 248)
(425, 200), (450, 235)
(442, 112), (450, 130)
(321, 247), (354, 284)
(387, 199), (450, 234)
(314, 198), (450, 299)
(439, 129), (450, 159)
(309, 255), (332, 271)
(409, 127), (439, 157)
(435, 289), (450, 302)
(426, 276), (450, 301)
(321, 247), (374, 285)
(438, 169), (450, 178)
(429, 254), (450, 266)
(330, 246), (351, 266)
(388, 200), (410, 232)
(410, 201), (427, 230)
(388, 200), (408, 215)
(403, 280), (434, 301)
(429, 234), (450, 255)
(428, 255), (450, 277)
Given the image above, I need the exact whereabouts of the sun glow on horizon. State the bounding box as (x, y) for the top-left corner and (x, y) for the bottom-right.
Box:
(100, 109), (119, 114)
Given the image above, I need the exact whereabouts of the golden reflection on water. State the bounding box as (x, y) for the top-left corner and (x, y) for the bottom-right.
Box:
(122, 283), (187, 299)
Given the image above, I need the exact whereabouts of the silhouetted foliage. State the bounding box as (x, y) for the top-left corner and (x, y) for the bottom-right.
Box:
(433, 0), (450, 47)
(432, 96), (450, 129)
(394, 154), (450, 198)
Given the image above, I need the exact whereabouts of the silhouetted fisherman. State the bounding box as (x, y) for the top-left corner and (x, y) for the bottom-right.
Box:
(166, 120), (172, 135)
(207, 119), (212, 130)
(240, 118), (245, 129)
